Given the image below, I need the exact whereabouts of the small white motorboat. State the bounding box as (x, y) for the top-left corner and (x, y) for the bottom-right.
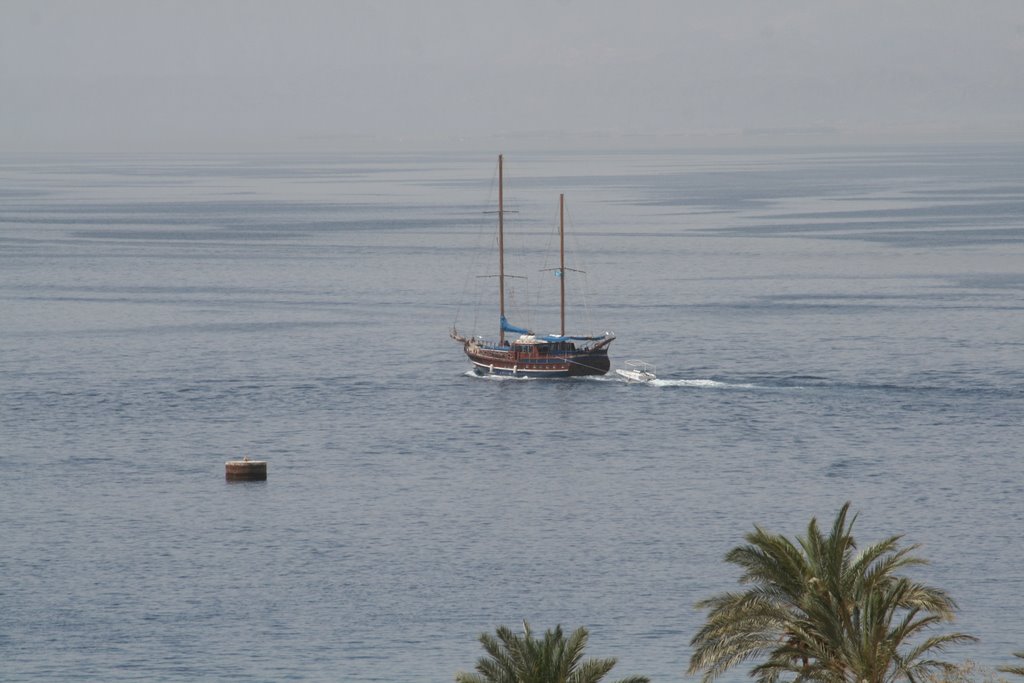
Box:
(615, 359), (657, 383)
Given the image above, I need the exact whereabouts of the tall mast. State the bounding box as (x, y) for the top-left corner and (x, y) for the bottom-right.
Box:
(498, 154), (505, 345)
(559, 193), (566, 337)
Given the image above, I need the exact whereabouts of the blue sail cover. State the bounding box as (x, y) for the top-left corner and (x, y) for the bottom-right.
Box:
(500, 315), (532, 335)
(541, 333), (608, 342)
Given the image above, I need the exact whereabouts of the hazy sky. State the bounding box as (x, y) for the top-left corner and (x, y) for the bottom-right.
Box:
(2, 0), (1023, 152)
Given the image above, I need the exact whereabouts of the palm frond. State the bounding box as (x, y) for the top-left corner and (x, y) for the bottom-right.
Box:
(568, 657), (618, 683)
(458, 621), (646, 683)
(998, 651), (1024, 677)
(688, 503), (975, 683)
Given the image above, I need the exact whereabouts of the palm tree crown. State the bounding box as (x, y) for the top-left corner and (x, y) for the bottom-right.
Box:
(688, 502), (975, 683)
(456, 621), (649, 683)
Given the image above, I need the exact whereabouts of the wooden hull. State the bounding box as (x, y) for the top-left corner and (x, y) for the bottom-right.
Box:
(465, 344), (611, 378)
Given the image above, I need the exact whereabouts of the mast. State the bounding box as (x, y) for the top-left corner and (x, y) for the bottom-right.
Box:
(559, 193), (565, 337)
(498, 154), (505, 345)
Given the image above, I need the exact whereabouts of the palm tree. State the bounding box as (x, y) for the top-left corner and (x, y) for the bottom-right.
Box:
(456, 620), (649, 683)
(998, 652), (1024, 677)
(688, 502), (975, 683)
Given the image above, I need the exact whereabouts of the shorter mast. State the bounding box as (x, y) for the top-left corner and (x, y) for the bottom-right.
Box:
(559, 193), (566, 337)
(498, 154), (505, 345)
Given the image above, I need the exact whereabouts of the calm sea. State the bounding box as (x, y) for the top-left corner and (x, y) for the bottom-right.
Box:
(1, 146), (1022, 682)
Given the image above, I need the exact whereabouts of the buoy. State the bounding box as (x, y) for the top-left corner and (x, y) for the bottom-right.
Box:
(225, 456), (267, 481)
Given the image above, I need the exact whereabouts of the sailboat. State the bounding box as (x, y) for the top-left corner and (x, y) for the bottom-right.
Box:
(451, 155), (615, 377)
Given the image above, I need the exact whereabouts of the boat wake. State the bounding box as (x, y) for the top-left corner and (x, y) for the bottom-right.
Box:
(604, 373), (757, 389)
(649, 378), (757, 389)
(463, 370), (536, 381)
(463, 369), (758, 388)
(462, 368), (1020, 396)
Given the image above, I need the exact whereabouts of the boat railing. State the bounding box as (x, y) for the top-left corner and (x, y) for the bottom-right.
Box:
(623, 359), (655, 374)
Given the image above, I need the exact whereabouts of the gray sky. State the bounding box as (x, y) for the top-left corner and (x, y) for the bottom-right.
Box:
(2, 0), (1023, 152)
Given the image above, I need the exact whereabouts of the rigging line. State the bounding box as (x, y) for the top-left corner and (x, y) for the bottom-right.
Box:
(454, 156), (504, 332)
(453, 195), (495, 329)
(533, 200), (558, 321)
(563, 200), (598, 335)
(500, 175), (536, 333)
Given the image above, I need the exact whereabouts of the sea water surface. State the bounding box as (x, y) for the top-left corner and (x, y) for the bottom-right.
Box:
(1, 146), (1023, 682)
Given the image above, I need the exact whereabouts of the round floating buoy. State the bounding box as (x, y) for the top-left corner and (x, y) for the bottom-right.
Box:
(225, 456), (267, 481)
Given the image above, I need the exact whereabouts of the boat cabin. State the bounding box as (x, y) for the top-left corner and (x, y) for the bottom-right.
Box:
(511, 335), (577, 356)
